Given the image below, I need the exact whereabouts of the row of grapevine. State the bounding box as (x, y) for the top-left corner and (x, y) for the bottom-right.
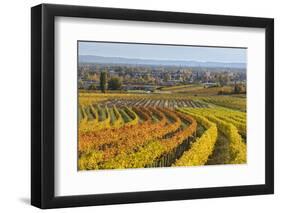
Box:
(132, 106), (152, 122)
(78, 105), (87, 124)
(123, 107), (139, 126)
(189, 108), (246, 138)
(99, 111), (197, 169)
(79, 105), (111, 132)
(174, 109), (218, 166)
(79, 104), (141, 133)
(214, 114), (246, 138)
(79, 105), (247, 170)
(79, 105), (98, 132)
(181, 108), (246, 164)
(78, 107), (172, 165)
(79, 108), (175, 169)
(103, 98), (209, 109)
(200, 97), (246, 111)
(206, 115), (246, 164)
(111, 106), (124, 128)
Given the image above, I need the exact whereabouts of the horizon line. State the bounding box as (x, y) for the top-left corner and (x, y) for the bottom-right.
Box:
(78, 54), (247, 64)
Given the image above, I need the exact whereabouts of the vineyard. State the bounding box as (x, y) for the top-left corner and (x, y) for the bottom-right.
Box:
(101, 98), (209, 108)
(78, 92), (247, 170)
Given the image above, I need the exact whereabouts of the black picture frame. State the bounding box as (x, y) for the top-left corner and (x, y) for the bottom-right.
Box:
(31, 3), (274, 209)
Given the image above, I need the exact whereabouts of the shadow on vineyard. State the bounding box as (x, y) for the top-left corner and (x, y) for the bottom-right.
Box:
(146, 123), (206, 168)
(206, 131), (231, 165)
(146, 136), (193, 168)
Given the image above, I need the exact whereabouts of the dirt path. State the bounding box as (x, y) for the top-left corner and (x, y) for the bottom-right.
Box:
(206, 131), (231, 165)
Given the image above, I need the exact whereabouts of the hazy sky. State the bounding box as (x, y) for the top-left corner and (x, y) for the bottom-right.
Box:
(78, 41), (247, 63)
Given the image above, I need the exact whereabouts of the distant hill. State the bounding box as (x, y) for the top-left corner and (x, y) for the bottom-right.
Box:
(79, 55), (246, 69)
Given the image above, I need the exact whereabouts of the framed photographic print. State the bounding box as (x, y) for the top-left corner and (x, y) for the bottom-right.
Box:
(31, 3), (274, 209)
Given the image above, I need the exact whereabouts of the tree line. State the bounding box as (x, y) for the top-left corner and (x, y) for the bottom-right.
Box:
(99, 71), (122, 93)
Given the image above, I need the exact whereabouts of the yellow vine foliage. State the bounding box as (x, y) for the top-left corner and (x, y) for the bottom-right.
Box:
(182, 108), (246, 164)
(100, 110), (197, 169)
(207, 115), (246, 164)
(78, 151), (104, 170)
(174, 110), (218, 166)
(79, 107), (184, 169)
